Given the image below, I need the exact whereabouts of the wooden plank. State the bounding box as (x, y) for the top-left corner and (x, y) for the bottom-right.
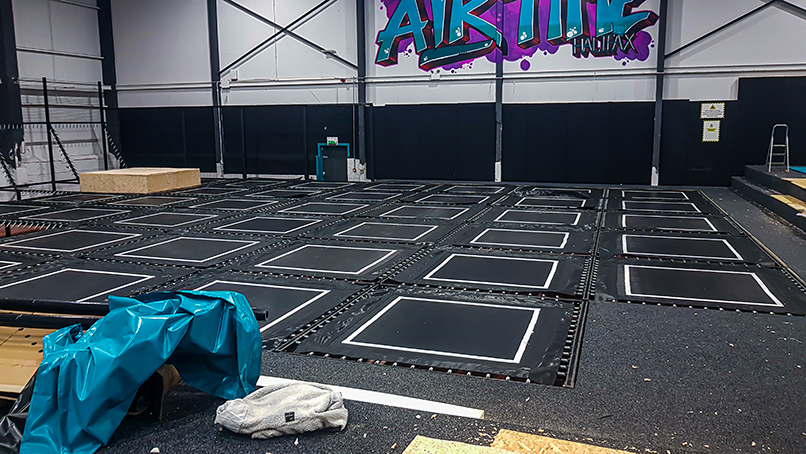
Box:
(492, 429), (634, 454)
(80, 167), (201, 194)
(402, 436), (513, 454)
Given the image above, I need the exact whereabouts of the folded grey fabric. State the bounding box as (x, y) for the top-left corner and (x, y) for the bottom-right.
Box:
(215, 382), (348, 439)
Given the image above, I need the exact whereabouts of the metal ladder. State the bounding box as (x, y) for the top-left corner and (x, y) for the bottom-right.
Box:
(766, 124), (790, 173)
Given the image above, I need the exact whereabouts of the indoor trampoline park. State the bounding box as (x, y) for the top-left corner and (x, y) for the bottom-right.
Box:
(1, 1), (806, 454)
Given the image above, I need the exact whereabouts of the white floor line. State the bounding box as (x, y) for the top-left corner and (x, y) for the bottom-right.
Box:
(257, 375), (485, 420)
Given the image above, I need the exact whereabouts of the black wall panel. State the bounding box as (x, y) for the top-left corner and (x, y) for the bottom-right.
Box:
(305, 105), (357, 176)
(502, 102), (654, 185)
(372, 104), (495, 181)
(222, 105), (305, 175)
(118, 107), (216, 172)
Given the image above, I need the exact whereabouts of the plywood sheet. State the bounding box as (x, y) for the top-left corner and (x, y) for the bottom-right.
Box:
(80, 167), (201, 194)
(492, 429), (634, 454)
(402, 436), (513, 454)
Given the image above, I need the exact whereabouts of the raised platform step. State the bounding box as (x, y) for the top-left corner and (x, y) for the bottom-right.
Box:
(744, 165), (806, 203)
(732, 176), (806, 232)
(80, 167), (201, 194)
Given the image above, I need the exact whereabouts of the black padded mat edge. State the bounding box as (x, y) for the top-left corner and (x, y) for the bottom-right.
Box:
(602, 210), (742, 236)
(598, 231), (777, 266)
(390, 247), (588, 298)
(596, 258), (806, 315)
(606, 191), (722, 215)
(159, 270), (368, 347)
(294, 287), (576, 385)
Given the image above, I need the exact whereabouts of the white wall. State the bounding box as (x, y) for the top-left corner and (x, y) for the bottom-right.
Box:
(106, 0), (806, 107)
(10, 0), (112, 195)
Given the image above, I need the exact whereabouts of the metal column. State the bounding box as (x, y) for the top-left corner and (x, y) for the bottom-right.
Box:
(356, 0), (367, 169)
(650, 0), (669, 186)
(97, 82), (109, 170)
(207, 0), (225, 177)
(42, 78), (57, 192)
(494, 1), (504, 183)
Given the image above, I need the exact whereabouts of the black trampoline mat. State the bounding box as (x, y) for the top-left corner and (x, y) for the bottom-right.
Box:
(470, 229), (568, 249)
(215, 217), (323, 234)
(415, 194), (489, 204)
(0, 260), (21, 271)
(494, 210), (581, 226)
(116, 237), (259, 263)
(424, 254), (558, 290)
(624, 265), (783, 307)
(333, 222), (439, 241)
(342, 296), (539, 363)
(280, 202), (368, 215)
(620, 214), (718, 232)
(516, 198), (585, 208)
(179, 187), (240, 196)
(257, 244), (398, 275)
(194, 280), (330, 330)
(0, 205), (43, 216)
(292, 182), (352, 189)
(21, 208), (128, 222)
(1, 229), (141, 253)
(0, 268), (154, 302)
(622, 200), (701, 213)
(444, 185), (505, 194)
(41, 194), (117, 203)
(189, 199), (276, 211)
(521, 188), (594, 199)
(113, 196), (192, 207)
(329, 192), (401, 202)
(621, 190), (689, 201)
(115, 212), (217, 228)
(366, 183), (425, 191)
(249, 189), (319, 198)
(622, 235), (743, 260)
(380, 205), (469, 220)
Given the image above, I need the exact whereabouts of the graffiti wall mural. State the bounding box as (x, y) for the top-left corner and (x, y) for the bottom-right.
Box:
(376, 0), (659, 71)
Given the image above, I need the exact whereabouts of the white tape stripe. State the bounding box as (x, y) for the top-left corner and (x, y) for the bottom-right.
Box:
(256, 376), (485, 420)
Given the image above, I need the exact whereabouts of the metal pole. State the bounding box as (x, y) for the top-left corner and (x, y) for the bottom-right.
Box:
(650, 0), (669, 186)
(240, 107), (246, 179)
(207, 0), (224, 176)
(494, 0), (503, 183)
(303, 106), (309, 179)
(98, 81), (109, 170)
(181, 109), (188, 167)
(356, 0), (367, 168)
(42, 77), (56, 191)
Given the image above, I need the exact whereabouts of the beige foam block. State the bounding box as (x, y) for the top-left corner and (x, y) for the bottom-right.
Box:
(80, 167), (201, 194)
(0, 327), (53, 394)
(492, 430), (634, 454)
(771, 194), (806, 211)
(402, 436), (514, 454)
(784, 178), (806, 190)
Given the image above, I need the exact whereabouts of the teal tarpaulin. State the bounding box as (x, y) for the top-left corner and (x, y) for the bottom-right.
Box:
(20, 291), (262, 454)
(791, 166), (806, 175)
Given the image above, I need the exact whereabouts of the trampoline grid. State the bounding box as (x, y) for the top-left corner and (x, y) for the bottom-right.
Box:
(0, 205), (45, 216)
(188, 199), (277, 211)
(423, 253), (559, 290)
(115, 237), (260, 263)
(444, 185), (505, 194)
(213, 217), (323, 235)
(112, 196), (193, 207)
(115, 212), (218, 228)
(415, 194), (490, 204)
(621, 200), (701, 213)
(379, 205), (469, 220)
(21, 208), (129, 222)
(194, 280), (331, 332)
(341, 296), (540, 364)
(328, 192), (402, 202)
(469, 228), (570, 249)
(620, 214), (718, 232)
(256, 244), (398, 275)
(0, 268), (154, 302)
(333, 222), (440, 242)
(621, 190), (689, 200)
(515, 198), (587, 208)
(493, 210), (582, 226)
(279, 202), (369, 216)
(366, 183), (426, 191)
(621, 234), (743, 260)
(0, 261), (20, 271)
(0, 230), (142, 253)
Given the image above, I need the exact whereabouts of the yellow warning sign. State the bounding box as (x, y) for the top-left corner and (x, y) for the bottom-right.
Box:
(701, 102), (725, 119)
(703, 120), (721, 142)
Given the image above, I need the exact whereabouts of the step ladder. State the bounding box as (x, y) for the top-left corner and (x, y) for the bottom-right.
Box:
(767, 124), (790, 173)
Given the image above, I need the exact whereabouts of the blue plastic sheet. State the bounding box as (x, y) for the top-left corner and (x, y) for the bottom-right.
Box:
(20, 291), (262, 454)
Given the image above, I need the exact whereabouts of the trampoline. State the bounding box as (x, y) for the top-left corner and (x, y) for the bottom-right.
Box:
(413, 194), (490, 205)
(114, 212), (218, 228)
(597, 232), (773, 264)
(177, 187), (242, 196)
(292, 182), (352, 190)
(0, 229), (142, 254)
(361, 204), (483, 221)
(111, 196), (193, 207)
(232, 240), (420, 280)
(213, 216), (324, 235)
(328, 191), (402, 202)
(247, 189), (320, 198)
(615, 194), (721, 215)
(442, 185), (508, 194)
(603, 212), (741, 235)
(295, 289), (575, 384)
(446, 226), (595, 254)
(174, 271), (365, 346)
(518, 188), (603, 200)
(20, 207), (129, 223)
(94, 233), (272, 267)
(279, 202), (369, 216)
(619, 190), (691, 201)
(188, 199), (277, 211)
(392, 248), (585, 296)
(365, 183), (426, 192)
(597, 259), (806, 314)
(307, 219), (452, 243)
(225, 179), (285, 188)
(475, 207), (599, 229)
(504, 197), (596, 209)
(0, 205), (47, 217)
(37, 193), (118, 204)
(0, 260), (191, 303)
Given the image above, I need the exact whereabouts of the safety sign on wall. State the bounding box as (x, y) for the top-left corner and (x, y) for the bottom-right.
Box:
(703, 120), (721, 143)
(701, 103), (725, 119)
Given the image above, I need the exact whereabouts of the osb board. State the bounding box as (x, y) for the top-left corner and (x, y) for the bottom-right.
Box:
(0, 327), (52, 394)
(402, 436), (514, 454)
(772, 194), (806, 211)
(784, 178), (806, 190)
(491, 430), (634, 454)
(80, 167), (201, 194)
